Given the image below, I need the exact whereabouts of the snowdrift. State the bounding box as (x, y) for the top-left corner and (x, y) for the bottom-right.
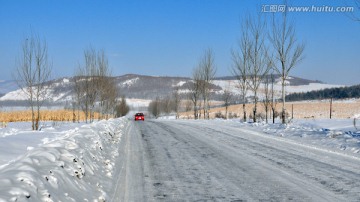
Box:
(0, 118), (128, 202)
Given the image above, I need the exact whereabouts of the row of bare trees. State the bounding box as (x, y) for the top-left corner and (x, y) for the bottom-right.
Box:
(73, 47), (128, 123)
(148, 87), (182, 118)
(189, 49), (217, 120)
(232, 11), (304, 124)
(14, 31), (130, 129)
(185, 11), (303, 123)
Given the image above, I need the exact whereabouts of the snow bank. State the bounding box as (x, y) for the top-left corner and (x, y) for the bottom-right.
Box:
(0, 118), (128, 202)
(233, 119), (360, 156)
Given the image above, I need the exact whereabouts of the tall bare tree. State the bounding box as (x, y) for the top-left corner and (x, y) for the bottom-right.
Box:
(161, 96), (172, 115)
(73, 74), (83, 123)
(262, 75), (272, 123)
(232, 19), (251, 122)
(185, 100), (192, 112)
(270, 74), (278, 124)
(100, 77), (118, 119)
(97, 50), (117, 119)
(173, 86), (181, 119)
(74, 47), (117, 122)
(148, 96), (160, 118)
(270, 10), (305, 124)
(115, 95), (130, 117)
(198, 49), (216, 119)
(14, 33), (52, 130)
(222, 85), (232, 120)
(247, 14), (271, 123)
(189, 67), (202, 119)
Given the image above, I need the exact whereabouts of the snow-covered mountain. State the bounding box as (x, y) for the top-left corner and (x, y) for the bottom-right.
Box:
(0, 74), (344, 106)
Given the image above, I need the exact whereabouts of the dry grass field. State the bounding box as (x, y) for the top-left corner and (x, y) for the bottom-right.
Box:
(0, 110), (102, 123)
(180, 99), (360, 120)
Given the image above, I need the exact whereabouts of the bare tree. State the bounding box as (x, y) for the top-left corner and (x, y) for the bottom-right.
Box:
(75, 47), (97, 123)
(97, 50), (118, 119)
(269, 74), (278, 124)
(198, 49), (216, 119)
(232, 19), (251, 122)
(189, 67), (202, 119)
(14, 33), (52, 130)
(262, 75), (272, 123)
(115, 95), (130, 117)
(161, 96), (172, 115)
(222, 86), (232, 120)
(100, 77), (118, 119)
(73, 74), (83, 123)
(270, 10), (305, 124)
(173, 86), (181, 119)
(185, 100), (192, 111)
(75, 47), (117, 122)
(247, 14), (271, 123)
(148, 96), (160, 118)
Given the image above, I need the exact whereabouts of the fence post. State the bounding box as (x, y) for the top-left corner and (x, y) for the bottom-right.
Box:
(330, 97), (333, 119)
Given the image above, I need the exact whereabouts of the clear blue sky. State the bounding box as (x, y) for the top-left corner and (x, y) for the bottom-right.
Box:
(0, 0), (359, 85)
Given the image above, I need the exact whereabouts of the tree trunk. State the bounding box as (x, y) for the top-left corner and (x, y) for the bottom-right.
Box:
(36, 105), (40, 130)
(281, 76), (286, 124)
(265, 105), (268, 123)
(253, 92), (257, 123)
(225, 106), (228, 119)
(272, 107), (276, 124)
(242, 103), (246, 122)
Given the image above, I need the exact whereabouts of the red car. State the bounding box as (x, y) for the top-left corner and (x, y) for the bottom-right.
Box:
(134, 113), (145, 121)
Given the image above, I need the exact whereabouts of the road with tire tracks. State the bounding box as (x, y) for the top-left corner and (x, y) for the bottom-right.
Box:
(111, 119), (360, 201)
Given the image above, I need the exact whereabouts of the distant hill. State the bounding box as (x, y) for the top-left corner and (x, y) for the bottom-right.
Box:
(286, 84), (360, 101)
(0, 74), (344, 107)
(215, 75), (324, 86)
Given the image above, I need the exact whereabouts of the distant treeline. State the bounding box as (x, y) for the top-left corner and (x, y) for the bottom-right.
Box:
(286, 84), (360, 101)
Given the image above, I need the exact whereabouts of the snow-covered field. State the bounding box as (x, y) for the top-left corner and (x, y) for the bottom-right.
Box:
(0, 117), (359, 201)
(213, 80), (344, 99)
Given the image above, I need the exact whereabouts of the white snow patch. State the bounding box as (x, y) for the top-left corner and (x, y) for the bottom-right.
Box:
(122, 77), (139, 87)
(172, 81), (186, 87)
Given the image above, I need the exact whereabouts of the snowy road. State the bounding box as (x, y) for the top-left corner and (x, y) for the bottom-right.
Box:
(112, 119), (360, 202)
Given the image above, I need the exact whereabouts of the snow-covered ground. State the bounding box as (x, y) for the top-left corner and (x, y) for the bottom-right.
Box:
(0, 117), (359, 201)
(224, 118), (360, 156)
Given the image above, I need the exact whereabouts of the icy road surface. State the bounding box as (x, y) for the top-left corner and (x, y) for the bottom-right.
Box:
(112, 119), (360, 202)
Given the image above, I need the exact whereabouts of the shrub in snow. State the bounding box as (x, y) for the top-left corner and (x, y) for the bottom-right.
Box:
(228, 112), (238, 119)
(215, 112), (225, 119)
